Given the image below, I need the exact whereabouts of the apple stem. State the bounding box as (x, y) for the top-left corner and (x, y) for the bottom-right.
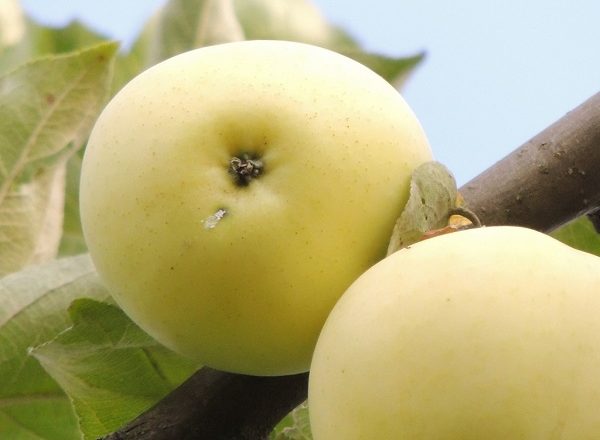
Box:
(229, 153), (264, 186)
(448, 206), (483, 227)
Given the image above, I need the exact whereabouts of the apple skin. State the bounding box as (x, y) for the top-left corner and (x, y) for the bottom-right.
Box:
(309, 226), (600, 438)
(79, 40), (432, 376)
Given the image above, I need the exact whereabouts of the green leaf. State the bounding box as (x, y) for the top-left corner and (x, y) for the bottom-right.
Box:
(0, 254), (110, 439)
(233, 0), (423, 86)
(31, 299), (199, 440)
(344, 51), (425, 88)
(110, 17), (157, 94)
(387, 162), (458, 254)
(551, 216), (600, 257)
(0, 164), (66, 275)
(0, 18), (109, 75)
(0, 399), (78, 440)
(0, 42), (117, 275)
(58, 152), (86, 257)
(233, 0), (345, 46)
(270, 401), (312, 440)
(28, 20), (108, 57)
(144, 0), (244, 65)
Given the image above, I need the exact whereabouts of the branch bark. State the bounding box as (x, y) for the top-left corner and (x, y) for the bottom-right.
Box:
(101, 92), (600, 440)
(100, 368), (308, 440)
(461, 92), (600, 231)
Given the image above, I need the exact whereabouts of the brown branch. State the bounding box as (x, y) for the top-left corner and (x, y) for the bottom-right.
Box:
(99, 368), (308, 440)
(101, 93), (600, 439)
(460, 92), (600, 231)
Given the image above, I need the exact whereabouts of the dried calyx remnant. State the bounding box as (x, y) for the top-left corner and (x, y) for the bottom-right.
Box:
(229, 152), (264, 186)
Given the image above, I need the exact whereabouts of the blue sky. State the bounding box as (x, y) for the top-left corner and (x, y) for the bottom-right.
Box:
(20, 0), (600, 184)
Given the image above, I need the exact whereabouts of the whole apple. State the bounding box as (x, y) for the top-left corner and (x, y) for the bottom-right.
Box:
(80, 40), (431, 376)
(309, 226), (600, 438)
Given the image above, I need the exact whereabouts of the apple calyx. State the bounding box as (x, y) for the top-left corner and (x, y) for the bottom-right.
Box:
(229, 152), (264, 186)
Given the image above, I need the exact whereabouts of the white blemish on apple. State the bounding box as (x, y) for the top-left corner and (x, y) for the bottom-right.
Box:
(202, 208), (227, 229)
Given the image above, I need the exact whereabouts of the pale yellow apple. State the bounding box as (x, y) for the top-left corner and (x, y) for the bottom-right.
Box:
(309, 226), (600, 438)
(80, 40), (431, 376)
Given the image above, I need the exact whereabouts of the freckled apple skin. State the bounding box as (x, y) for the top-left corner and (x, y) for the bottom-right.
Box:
(79, 40), (431, 376)
(309, 226), (600, 438)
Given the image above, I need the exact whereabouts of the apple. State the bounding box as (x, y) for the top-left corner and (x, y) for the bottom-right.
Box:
(79, 40), (431, 376)
(309, 226), (600, 438)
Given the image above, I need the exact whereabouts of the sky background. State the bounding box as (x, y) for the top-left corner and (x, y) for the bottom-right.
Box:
(19, 0), (600, 185)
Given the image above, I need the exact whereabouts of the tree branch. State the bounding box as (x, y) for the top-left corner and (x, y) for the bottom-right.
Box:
(101, 92), (600, 439)
(100, 368), (308, 440)
(460, 92), (600, 231)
